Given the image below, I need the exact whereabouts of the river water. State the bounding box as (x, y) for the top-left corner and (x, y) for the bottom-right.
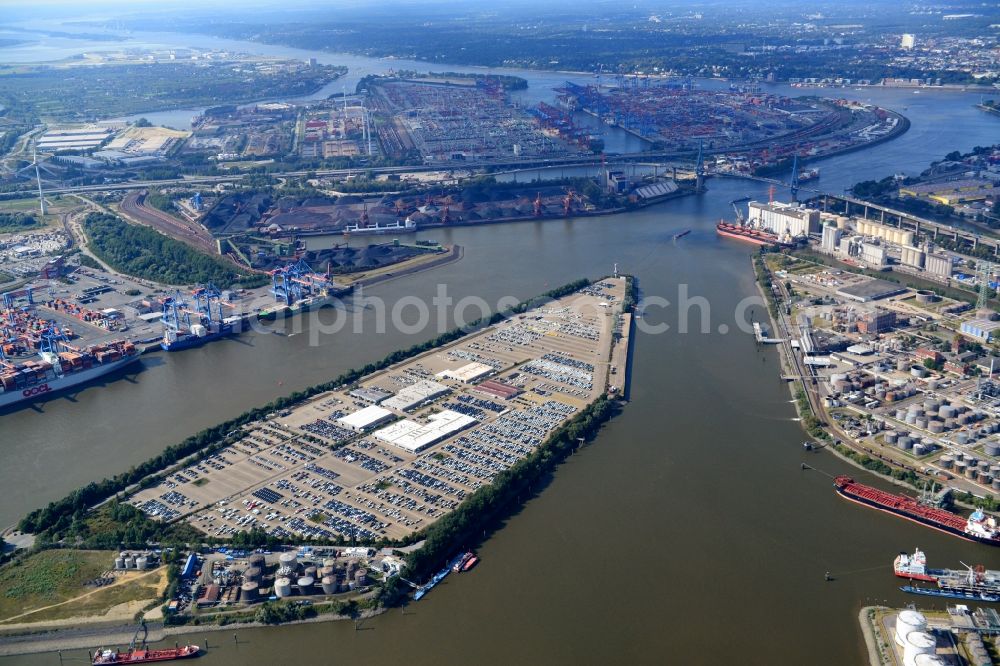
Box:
(2, 21), (999, 666)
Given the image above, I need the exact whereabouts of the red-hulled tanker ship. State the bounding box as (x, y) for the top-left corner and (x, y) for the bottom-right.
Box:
(833, 476), (1000, 546)
(92, 645), (199, 664)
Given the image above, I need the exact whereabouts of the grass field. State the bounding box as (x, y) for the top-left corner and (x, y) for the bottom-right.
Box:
(0, 550), (112, 621)
(0, 195), (70, 234)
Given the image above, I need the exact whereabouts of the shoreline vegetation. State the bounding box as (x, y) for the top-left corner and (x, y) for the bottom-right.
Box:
(0, 275), (637, 650)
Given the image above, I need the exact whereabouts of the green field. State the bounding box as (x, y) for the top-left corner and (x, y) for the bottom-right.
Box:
(0, 550), (112, 621)
(0, 196), (70, 233)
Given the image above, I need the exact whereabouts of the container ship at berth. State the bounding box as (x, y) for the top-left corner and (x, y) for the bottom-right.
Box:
(834, 476), (1000, 546)
(92, 645), (199, 664)
(894, 548), (1000, 602)
(0, 338), (139, 410)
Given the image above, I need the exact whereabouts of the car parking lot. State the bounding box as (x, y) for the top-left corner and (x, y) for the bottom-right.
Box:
(130, 280), (630, 542)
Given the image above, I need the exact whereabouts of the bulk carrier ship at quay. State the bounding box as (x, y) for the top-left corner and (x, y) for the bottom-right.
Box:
(833, 476), (1000, 546)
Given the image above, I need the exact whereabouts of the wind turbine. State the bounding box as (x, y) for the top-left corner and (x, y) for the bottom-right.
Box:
(16, 147), (50, 216)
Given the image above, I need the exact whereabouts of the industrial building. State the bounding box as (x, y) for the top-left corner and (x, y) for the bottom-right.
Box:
(924, 253), (952, 278)
(858, 309), (897, 334)
(373, 409), (478, 453)
(338, 405), (395, 431)
(961, 319), (1000, 343)
(748, 201), (819, 238)
(821, 224), (842, 253)
(436, 362), (494, 383)
(860, 241), (888, 267)
(382, 379), (451, 412)
(836, 279), (908, 303)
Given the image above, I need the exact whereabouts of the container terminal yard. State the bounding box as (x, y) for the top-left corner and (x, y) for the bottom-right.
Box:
(127, 278), (631, 542)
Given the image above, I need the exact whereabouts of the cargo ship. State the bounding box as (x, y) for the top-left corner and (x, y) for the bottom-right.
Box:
(161, 321), (233, 352)
(834, 476), (1000, 546)
(256, 293), (340, 321)
(894, 548), (1000, 602)
(0, 339), (140, 410)
(715, 220), (793, 248)
(92, 645), (199, 664)
(798, 167), (820, 182)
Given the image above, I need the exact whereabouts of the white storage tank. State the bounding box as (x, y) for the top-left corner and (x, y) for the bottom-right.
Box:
(297, 576), (315, 593)
(135, 556), (149, 570)
(124, 556), (136, 569)
(913, 654), (947, 666)
(278, 552), (298, 571)
(274, 577), (292, 598)
(115, 556), (126, 570)
(903, 631), (936, 666)
(895, 610), (927, 646)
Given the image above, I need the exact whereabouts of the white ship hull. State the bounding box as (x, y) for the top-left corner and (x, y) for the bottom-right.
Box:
(0, 354), (141, 410)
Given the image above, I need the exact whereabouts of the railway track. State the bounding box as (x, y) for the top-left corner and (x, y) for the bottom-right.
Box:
(119, 192), (217, 255)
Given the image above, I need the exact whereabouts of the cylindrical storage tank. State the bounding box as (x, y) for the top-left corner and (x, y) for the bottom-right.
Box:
(321, 575), (338, 595)
(135, 556), (148, 570)
(938, 406), (955, 419)
(911, 366), (928, 379)
(926, 378), (939, 390)
(993, 477), (1000, 491)
(928, 421), (944, 434)
(297, 576), (315, 593)
(955, 461), (968, 476)
(248, 555), (265, 569)
(895, 610), (927, 646)
(240, 581), (258, 602)
(115, 556), (126, 570)
(985, 442), (1000, 456)
(274, 577), (292, 598)
(318, 566), (335, 579)
(966, 466), (978, 479)
(939, 455), (953, 469)
(895, 408), (907, 420)
(915, 417), (928, 430)
(957, 414), (970, 425)
(244, 567), (262, 583)
(905, 414), (917, 425)
(354, 568), (368, 587)
(957, 434), (968, 446)
(903, 631), (936, 666)
(304, 565), (318, 579)
(978, 460), (990, 471)
(885, 431), (899, 445)
(899, 437), (913, 450)
(980, 474), (993, 486)
(347, 559), (359, 576)
(278, 552), (298, 569)
(897, 359), (909, 372)
(914, 655), (947, 666)
(913, 443), (927, 456)
(322, 558), (337, 568)
(833, 380), (850, 393)
(124, 556), (136, 569)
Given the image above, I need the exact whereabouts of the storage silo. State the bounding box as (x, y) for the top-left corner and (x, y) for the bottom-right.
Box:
(354, 569), (368, 587)
(124, 556), (136, 569)
(135, 556), (149, 570)
(895, 610), (927, 646)
(240, 581), (258, 603)
(274, 577), (292, 598)
(115, 555), (126, 570)
(903, 631), (935, 666)
(321, 575), (339, 595)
